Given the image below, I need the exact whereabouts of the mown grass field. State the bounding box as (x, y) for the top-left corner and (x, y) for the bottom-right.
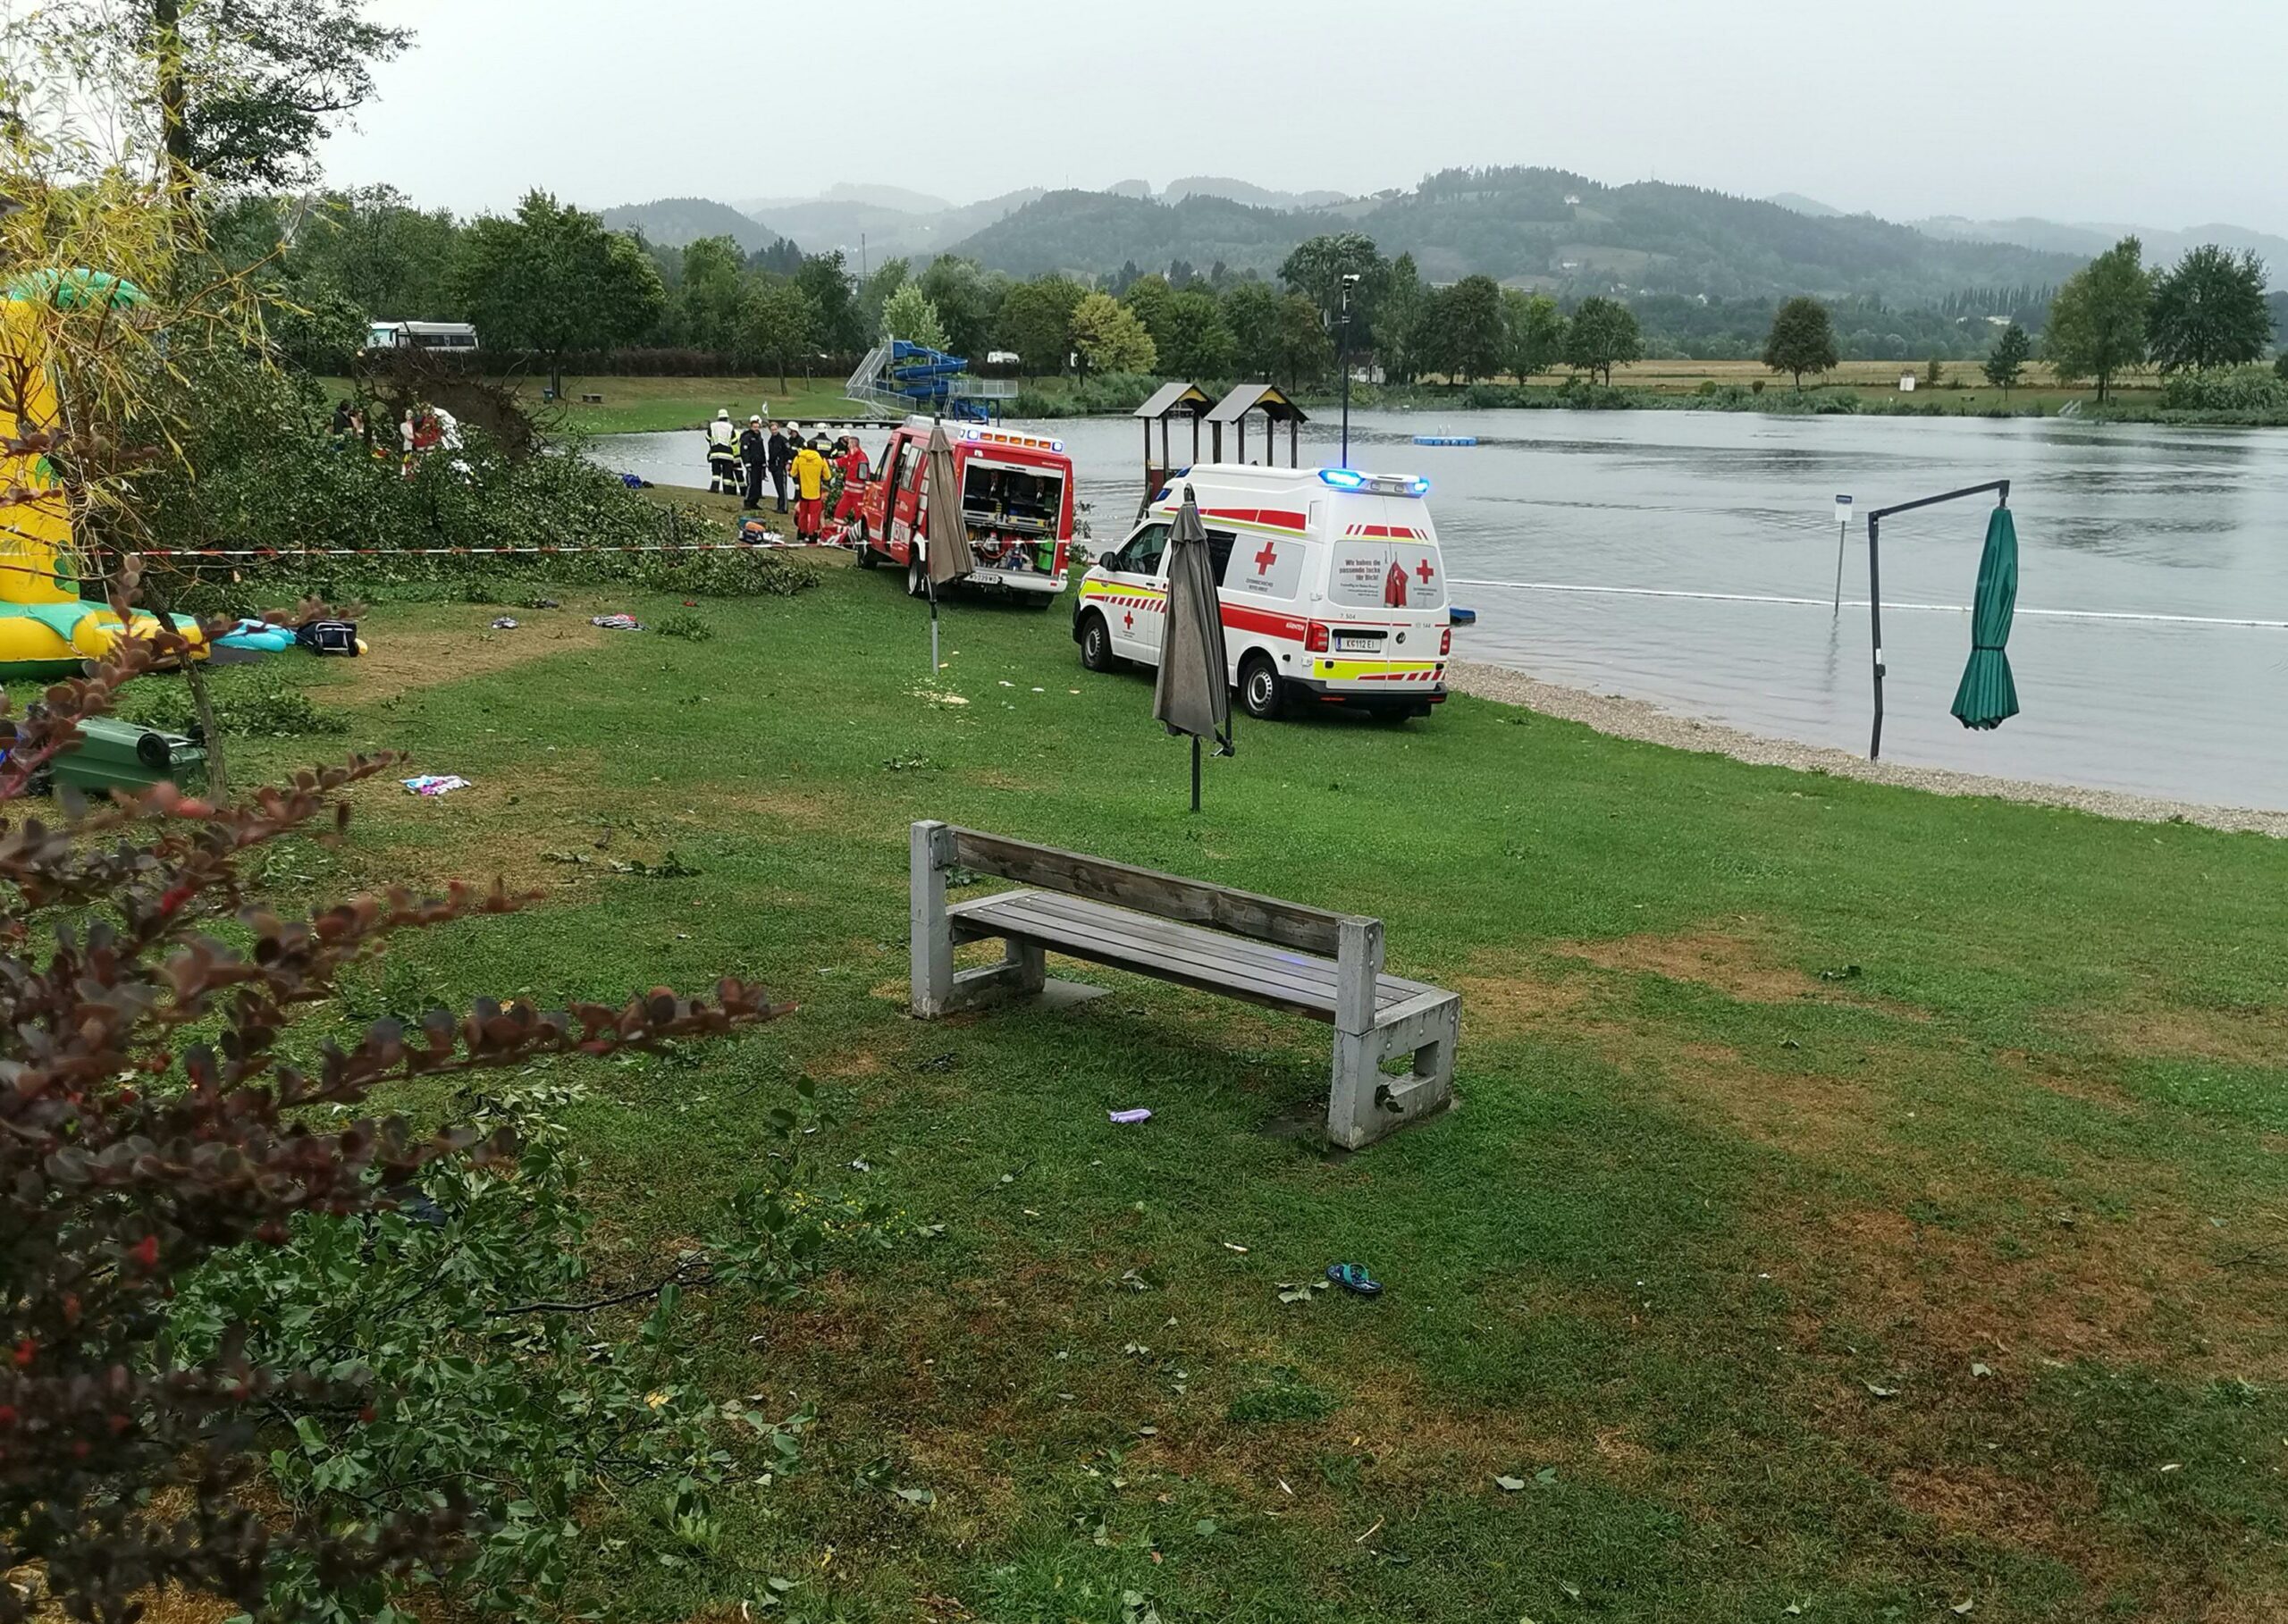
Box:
(534, 374), (865, 434)
(343, 363), (2141, 440)
(219, 565), (2288, 1622)
(1600, 357), (2134, 415)
(315, 374), (865, 434)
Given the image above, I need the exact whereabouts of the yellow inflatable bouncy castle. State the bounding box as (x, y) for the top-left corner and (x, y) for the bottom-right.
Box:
(0, 269), (206, 680)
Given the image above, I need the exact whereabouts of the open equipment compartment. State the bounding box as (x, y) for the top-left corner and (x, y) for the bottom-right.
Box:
(961, 457), (1067, 575)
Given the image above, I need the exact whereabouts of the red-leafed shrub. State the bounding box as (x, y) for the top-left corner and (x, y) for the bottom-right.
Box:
(0, 600), (794, 1621)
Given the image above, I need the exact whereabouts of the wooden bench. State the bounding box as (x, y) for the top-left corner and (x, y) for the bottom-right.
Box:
(579, 392), (604, 404)
(910, 821), (1459, 1149)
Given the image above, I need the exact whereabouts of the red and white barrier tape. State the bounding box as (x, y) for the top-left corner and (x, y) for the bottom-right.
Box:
(123, 542), (850, 559)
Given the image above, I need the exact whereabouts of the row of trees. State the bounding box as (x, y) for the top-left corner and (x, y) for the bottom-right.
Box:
(232, 187), (2280, 403)
(2046, 238), (2274, 400)
(1754, 240), (2277, 401)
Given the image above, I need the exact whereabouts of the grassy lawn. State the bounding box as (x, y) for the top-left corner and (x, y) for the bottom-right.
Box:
(1604, 356), (2132, 405)
(321, 374), (870, 434)
(534, 375), (868, 434)
(224, 568), (2288, 1622)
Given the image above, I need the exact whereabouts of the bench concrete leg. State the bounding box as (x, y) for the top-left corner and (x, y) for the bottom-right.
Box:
(911, 821), (956, 1017)
(1327, 992), (1459, 1150)
(939, 933), (1045, 1014)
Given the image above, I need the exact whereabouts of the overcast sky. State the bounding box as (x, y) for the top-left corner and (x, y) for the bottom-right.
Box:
(323, 0), (2287, 234)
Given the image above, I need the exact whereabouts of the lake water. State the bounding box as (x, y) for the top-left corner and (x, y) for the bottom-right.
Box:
(595, 408), (2288, 810)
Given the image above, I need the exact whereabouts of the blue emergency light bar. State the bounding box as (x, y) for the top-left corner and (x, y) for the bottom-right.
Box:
(1318, 468), (1430, 498)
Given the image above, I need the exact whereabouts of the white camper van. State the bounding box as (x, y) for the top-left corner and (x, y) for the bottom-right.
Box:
(1072, 463), (1450, 720)
(365, 320), (480, 353)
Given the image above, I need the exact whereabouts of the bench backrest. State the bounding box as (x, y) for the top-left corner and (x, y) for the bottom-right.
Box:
(928, 823), (1350, 957)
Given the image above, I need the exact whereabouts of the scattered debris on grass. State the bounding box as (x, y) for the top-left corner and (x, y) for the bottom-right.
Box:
(402, 774), (470, 796)
(538, 848), (701, 878)
(1326, 1262), (1383, 1297)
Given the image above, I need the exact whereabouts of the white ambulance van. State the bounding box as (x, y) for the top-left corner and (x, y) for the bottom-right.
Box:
(1072, 463), (1451, 720)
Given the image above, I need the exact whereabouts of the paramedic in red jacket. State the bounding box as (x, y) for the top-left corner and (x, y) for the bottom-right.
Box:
(831, 437), (871, 526)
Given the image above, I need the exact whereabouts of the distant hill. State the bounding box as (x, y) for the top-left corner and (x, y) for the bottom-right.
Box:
(1165, 175), (1351, 211)
(719, 187), (1044, 266)
(600, 196), (787, 253)
(604, 174), (2288, 307)
(1914, 215), (2288, 286)
(954, 167), (2086, 302)
(952, 189), (1304, 280)
(1768, 192), (1846, 218)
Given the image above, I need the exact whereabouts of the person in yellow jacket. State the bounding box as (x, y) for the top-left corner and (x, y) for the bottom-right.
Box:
(789, 437), (829, 542)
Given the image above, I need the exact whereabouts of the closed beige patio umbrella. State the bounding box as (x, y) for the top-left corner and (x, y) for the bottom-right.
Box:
(921, 423), (975, 672)
(1152, 487), (1234, 812)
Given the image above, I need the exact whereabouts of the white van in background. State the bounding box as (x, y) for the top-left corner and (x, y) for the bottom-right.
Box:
(365, 320), (480, 352)
(1072, 463), (1451, 720)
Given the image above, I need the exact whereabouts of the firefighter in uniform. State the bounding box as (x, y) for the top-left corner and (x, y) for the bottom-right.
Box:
(702, 408), (740, 494)
(738, 416), (768, 509)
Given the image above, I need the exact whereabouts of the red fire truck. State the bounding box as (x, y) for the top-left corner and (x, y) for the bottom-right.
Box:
(848, 419), (1075, 604)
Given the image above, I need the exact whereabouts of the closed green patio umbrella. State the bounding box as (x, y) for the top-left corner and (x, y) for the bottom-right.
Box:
(1949, 505), (2021, 730)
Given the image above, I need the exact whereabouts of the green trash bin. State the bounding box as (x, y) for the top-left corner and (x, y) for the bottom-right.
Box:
(51, 716), (208, 796)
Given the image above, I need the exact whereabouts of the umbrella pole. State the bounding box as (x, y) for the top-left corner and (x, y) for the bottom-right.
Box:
(1190, 736), (1201, 813)
(1860, 478), (2011, 760)
(1867, 513), (1886, 759)
(928, 576), (939, 672)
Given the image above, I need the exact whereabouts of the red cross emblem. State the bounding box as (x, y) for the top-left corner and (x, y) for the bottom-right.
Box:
(1254, 541), (1279, 576)
(1415, 557), (1436, 585)
(1123, 610), (1134, 631)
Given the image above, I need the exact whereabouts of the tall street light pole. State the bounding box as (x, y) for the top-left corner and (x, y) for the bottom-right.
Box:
(1338, 272), (1361, 467)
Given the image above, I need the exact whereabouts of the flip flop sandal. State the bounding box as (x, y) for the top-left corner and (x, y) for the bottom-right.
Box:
(1326, 1263), (1382, 1297)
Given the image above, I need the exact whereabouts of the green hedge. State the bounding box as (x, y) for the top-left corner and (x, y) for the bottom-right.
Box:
(2157, 366), (2288, 413)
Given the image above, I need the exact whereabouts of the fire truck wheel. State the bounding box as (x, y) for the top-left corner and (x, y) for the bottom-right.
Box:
(852, 522), (877, 567)
(1239, 653), (1287, 720)
(906, 557), (927, 598)
(1077, 611), (1117, 672)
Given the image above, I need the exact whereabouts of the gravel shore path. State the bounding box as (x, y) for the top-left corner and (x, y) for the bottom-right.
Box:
(1446, 661), (2288, 838)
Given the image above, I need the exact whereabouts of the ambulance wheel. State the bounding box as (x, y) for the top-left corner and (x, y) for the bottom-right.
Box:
(1239, 654), (1287, 720)
(1077, 611), (1117, 673)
